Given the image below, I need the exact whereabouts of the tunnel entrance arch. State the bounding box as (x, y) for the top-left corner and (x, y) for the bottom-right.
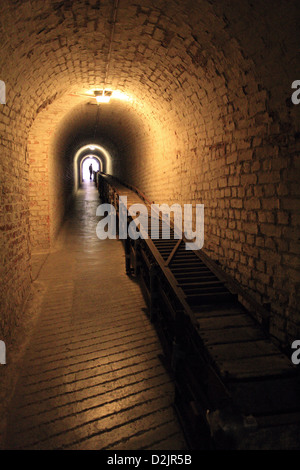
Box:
(81, 155), (101, 181)
(73, 144), (112, 193)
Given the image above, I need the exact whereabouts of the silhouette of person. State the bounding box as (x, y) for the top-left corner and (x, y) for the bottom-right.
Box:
(89, 163), (93, 180)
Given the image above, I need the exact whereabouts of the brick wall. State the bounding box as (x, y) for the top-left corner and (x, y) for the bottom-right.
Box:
(0, 109), (31, 341)
(0, 0), (299, 345)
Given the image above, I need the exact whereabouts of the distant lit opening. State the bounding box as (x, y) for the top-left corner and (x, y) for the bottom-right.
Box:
(82, 157), (100, 181)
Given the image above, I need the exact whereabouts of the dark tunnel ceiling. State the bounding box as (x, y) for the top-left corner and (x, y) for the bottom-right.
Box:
(59, 100), (149, 160)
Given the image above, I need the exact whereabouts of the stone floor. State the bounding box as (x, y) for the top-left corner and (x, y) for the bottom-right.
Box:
(5, 182), (187, 450)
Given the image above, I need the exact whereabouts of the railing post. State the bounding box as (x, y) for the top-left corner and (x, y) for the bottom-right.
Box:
(171, 310), (185, 373)
(125, 214), (132, 275)
(125, 238), (131, 275)
(149, 264), (158, 322)
(133, 239), (141, 276)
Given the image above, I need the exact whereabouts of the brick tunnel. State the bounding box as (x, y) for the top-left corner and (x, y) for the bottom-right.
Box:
(0, 0), (299, 451)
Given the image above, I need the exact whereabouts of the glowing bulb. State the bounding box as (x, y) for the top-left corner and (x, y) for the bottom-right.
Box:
(89, 146), (95, 150)
(96, 94), (111, 103)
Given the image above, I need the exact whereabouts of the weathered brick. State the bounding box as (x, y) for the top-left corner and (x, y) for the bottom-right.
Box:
(0, 0), (298, 348)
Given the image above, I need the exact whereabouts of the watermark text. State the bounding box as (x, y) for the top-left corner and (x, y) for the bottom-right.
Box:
(291, 340), (300, 365)
(291, 80), (300, 105)
(96, 197), (204, 250)
(0, 80), (6, 104)
(0, 340), (6, 364)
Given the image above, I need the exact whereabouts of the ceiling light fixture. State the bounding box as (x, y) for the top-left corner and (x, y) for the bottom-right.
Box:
(94, 89), (112, 104)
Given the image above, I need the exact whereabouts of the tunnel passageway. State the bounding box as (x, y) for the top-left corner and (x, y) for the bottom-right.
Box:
(0, 0), (299, 451)
(5, 182), (186, 450)
(1, 0), (299, 351)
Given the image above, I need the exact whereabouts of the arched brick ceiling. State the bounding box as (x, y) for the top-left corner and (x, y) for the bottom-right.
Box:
(0, 0), (299, 343)
(1, 0), (298, 154)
